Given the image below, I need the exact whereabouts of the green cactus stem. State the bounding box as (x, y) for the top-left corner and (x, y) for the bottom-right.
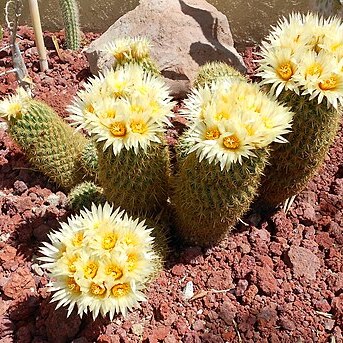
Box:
(97, 142), (170, 217)
(257, 92), (341, 208)
(8, 100), (90, 189)
(171, 149), (269, 247)
(59, 0), (81, 50)
(194, 61), (246, 88)
(80, 141), (98, 178)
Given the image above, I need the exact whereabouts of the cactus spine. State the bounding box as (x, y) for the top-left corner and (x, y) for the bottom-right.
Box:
(258, 93), (341, 208)
(8, 100), (90, 189)
(172, 149), (269, 246)
(59, 0), (81, 50)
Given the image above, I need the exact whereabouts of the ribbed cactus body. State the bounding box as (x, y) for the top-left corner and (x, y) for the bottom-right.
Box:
(258, 91), (341, 208)
(97, 143), (170, 216)
(67, 181), (105, 211)
(80, 141), (98, 178)
(172, 149), (269, 247)
(8, 100), (89, 189)
(194, 61), (245, 88)
(59, 0), (81, 50)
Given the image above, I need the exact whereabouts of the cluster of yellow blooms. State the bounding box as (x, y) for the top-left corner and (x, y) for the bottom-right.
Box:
(103, 37), (152, 66)
(39, 203), (158, 319)
(0, 88), (30, 120)
(182, 79), (293, 171)
(68, 63), (174, 155)
(257, 13), (343, 108)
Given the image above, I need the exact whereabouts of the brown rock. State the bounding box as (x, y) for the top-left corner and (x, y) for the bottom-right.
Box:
(242, 284), (259, 304)
(13, 180), (28, 195)
(255, 267), (278, 295)
(3, 267), (36, 300)
(332, 294), (343, 318)
(150, 326), (170, 341)
(219, 301), (237, 325)
(315, 232), (334, 249)
(287, 246), (320, 281)
(206, 269), (233, 290)
(171, 264), (186, 276)
(85, 0), (245, 98)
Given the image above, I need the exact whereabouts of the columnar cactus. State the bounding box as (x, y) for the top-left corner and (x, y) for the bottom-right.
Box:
(59, 0), (81, 50)
(0, 89), (92, 190)
(171, 79), (293, 246)
(69, 63), (174, 216)
(256, 13), (343, 208)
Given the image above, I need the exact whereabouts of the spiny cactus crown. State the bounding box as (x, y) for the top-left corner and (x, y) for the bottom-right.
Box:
(257, 12), (343, 109)
(68, 63), (174, 155)
(182, 79), (293, 170)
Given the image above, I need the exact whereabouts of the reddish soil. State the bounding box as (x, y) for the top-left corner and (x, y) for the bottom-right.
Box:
(0, 27), (342, 343)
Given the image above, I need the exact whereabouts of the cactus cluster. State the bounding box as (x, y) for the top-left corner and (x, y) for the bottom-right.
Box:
(257, 12), (343, 208)
(0, 24), (341, 320)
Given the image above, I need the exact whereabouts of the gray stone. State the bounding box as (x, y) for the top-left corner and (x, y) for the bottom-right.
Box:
(85, 0), (246, 98)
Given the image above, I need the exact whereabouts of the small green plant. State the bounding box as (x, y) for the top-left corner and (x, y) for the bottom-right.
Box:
(171, 78), (293, 246)
(69, 63), (175, 216)
(256, 12), (343, 208)
(0, 90), (92, 190)
(39, 202), (165, 319)
(59, 0), (81, 50)
(67, 181), (105, 211)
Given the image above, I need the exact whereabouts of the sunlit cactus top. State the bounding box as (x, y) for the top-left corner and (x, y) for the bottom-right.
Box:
(182, 79), (293, 171)
(0, 88), (31, 120)
(257, 12), (343, 108)
(39, 203), (159, 319)
(103, 37), (152, 66)
(69, 63), (174, 155)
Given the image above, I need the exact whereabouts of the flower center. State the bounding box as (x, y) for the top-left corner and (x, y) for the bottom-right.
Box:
(319, 75), (338, 90)
(123, 233), (138, 246)
(90, 283), (106, 296)
(9, 103), (22, 116)
(67, 278), (80, 293)
(112, 283), (130, 297)
(85, 103), (94, 113)
(223, 135), (240, 150)
(130, 120), (147, 134)
(127, 253), (138, 272)
(105, 264), (123, 280)
(102, 233), (117, 250)
(84, 261), (98, 278)
(109, 122), (126, 137)
(205, 128), (220, 140)
(67, 255), (78, 273)
(306, 63), (323, 77)
(277, 62), (293, 80)
(72, 232), (84, 247)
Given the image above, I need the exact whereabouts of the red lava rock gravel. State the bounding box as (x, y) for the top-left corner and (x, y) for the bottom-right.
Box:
(0, 27), (342, 342)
